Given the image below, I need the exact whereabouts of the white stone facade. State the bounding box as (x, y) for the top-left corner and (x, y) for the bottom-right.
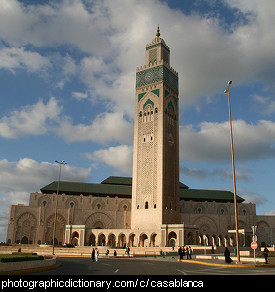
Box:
(6, 190), (275, 247)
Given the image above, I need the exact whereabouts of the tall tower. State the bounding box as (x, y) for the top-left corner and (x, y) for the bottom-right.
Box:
(131, 27), (180, 230)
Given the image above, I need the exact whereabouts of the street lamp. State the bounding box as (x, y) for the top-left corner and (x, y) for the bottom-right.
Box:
(52, 160), (67, 255)
(224, 81), (240, 263)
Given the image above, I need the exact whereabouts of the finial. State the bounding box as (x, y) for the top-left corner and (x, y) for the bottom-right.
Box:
(156, 25), (160, 37)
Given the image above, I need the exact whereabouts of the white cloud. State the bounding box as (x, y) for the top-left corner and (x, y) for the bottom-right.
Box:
(180, 119), (275, 162)
(0, 210), (9, 243)
(77, 0), (275, 112)
(79, 55), (136, 116)
(238, 188), (268, 206)
(0, 158), (91, 195)
(56, 110), (133, 144)
(252, 94), (275, 116)
(72, 91), (88, 101)
(0, 96), (134, 145)
(55, 54), (78, 88)
(0, 0), (111, 53)
(0, 0), (274, 113)
(0, 157), (91, 243)
(0, 46), (50, 73)
(83, 118), (275, 176)
(0, 97), (62, 138)
(265, 210), (275, 215)
(86, 144), (133, 174)
(180, 166), (251, 182)
(0, 192), (29, 208)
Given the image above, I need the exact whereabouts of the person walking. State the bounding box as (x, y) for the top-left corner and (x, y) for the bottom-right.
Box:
(224, 247), (232, 264)
(178, 246), (183, 260)
(187, 246), (193, 259)
(126, 247), (130, 256)
(182, 246), (186, 259)
(91, 248), (95, 262)
(95, 247), (99, 262)
(263, 246), (269, 264)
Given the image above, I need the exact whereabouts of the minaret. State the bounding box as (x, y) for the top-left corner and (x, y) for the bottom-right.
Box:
(131, 27), (180, 230)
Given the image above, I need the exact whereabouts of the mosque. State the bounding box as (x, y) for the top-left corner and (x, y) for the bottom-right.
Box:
(6, 28), (275, 249)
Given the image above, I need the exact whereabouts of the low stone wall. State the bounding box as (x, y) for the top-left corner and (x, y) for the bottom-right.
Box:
(0, 257), (56, 273)
(195, 254), (265, 263)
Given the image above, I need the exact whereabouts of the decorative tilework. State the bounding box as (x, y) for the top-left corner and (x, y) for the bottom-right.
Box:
(136, 65), (178, 93)
(137, 90), (159, 103)
(149, 49), (157, 64)
(151, 89), (159, 96)
(138, 92), (147, 102)
(167, 101), (175, 112)
(143, 98), (154, 109)
(146, 42), (170, 52)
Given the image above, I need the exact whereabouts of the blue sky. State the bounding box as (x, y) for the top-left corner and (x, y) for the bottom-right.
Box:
(0, 0), (275, 242)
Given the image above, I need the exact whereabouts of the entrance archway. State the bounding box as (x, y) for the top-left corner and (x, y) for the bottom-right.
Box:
(108, 233), (116, 247)
(139, 233), (148, 247)
(169, 238), (176, 248)
(88, 233), (96, 246)
(168, 231), (177, 247)
(118, 233), (126, 247)
(150, 233), (157, 247)
(21, 236), (28, 244)
(129, 233), (136, 247)
(98, 233), (106, 246)
(71, 231), (79, 246)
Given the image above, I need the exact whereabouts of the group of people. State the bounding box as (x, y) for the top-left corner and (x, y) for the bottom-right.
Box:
(178, 246), (193, 260)
(105, 249), (118, 256)
(92, 245), (271, 264)
(92, 248), (120, 261)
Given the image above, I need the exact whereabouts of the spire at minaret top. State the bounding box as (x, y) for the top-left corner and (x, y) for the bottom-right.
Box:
(156, 25), (160, 37)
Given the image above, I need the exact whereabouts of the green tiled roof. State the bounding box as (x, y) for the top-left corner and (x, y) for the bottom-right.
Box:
(101, 176), (132, 186)
(40, 176), (244, 203)
(179, 182), (189, 190)
(179, 189), (244, 203)
(40, 180), (132, 198)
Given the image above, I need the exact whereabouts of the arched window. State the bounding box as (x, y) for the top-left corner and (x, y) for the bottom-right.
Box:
(143, 104), (153, 122)
(145, 201), (149, 209)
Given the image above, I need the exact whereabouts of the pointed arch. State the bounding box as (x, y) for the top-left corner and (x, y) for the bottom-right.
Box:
(45, 214), (66, 245)
(16, 212), (37, 244)
(85, 212), (113, 229)
(143, 98), (154, 109)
